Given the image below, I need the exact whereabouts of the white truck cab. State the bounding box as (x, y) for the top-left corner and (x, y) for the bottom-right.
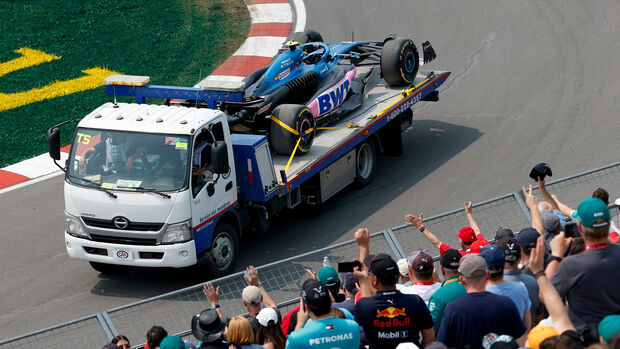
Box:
(54, 102), (239, 274)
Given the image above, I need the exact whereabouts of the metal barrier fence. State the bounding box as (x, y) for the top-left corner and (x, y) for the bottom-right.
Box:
(2, 161), (620, 349)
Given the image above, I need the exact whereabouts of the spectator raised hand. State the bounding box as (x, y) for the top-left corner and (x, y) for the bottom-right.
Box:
(523, 184), (544, 235)
(203, 282), (223, 318)
(355, 228), (370, 262)
(529, 235), (575, 334)
(405, 212), (446, 252)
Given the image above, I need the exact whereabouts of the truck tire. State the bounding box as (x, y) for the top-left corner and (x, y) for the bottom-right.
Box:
(269, 104), (316, 155)
(205, 223), (238, 277)
(89, 261), (125, 274)
(380, 38), (420, 86)
(354, 139), (377, 187)
(288, 29), (324, 44)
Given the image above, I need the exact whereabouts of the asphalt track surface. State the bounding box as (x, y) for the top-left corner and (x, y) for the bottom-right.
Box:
(2, 0), (620, 340)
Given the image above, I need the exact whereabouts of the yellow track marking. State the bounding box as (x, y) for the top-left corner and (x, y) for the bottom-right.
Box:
(0, 67), (120, 112)
(0, 47), (60, 77)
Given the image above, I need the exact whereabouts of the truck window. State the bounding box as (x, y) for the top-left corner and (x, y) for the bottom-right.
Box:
(191, 122), (225, 196)
(67, 128), (190, 192)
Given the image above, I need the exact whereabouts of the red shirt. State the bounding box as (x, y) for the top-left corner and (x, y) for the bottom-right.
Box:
(439, 234), (489, 255)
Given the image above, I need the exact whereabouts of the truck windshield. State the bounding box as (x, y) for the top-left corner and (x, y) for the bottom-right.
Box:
(66, 128), (190, 192)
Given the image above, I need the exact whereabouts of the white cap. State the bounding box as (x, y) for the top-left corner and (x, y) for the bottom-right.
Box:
(397, 258), (409, 277)
(256, 307), (278, 327)
(242, 286), (262, 305)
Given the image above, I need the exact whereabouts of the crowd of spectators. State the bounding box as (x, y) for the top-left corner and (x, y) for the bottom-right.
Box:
(101, 172), (620, 349)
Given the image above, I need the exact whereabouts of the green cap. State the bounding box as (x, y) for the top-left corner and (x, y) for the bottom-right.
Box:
(571, 197), (610, 228)
(318, 266), (339, 286)
(598, 314), (620, 342)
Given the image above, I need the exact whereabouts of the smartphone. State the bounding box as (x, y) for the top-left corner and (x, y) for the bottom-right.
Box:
(564, 221), (581, 238)
(337, 261), (361, 273)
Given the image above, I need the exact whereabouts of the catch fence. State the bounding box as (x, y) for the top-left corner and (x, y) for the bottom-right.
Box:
(2, 162), (620, 349)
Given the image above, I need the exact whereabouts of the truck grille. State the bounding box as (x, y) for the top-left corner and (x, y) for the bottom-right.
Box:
(89, 234), (157, 246)
(82, 217), (164, 231)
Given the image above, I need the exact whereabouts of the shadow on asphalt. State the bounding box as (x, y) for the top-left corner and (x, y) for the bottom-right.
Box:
(89, 119), (482, 299)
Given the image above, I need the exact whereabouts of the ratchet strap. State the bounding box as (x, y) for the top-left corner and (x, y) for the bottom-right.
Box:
(280, 121), (362, 175)
(270, 115), (300, 136)
(284, 138), (302, 175)
(369, 72), (435, 120)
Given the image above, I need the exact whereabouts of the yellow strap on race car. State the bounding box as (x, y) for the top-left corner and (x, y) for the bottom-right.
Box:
(317, 122), (361, 130)
(284, 138), (302, 175)
(369, 73), (435, 120)
(270, 115), (299, 135)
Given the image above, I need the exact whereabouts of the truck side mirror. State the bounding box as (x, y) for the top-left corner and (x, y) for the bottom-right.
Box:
(47, 127), (61, 160)
(211, 141), (229, 174)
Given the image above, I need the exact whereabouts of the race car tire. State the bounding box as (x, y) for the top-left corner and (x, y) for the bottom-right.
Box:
(204, 223), (238, 277)
(354, 139), (377, 187)
(380, 37), (420, 86)
(288, 29), (324, 44)
(269, 104), (316, 155)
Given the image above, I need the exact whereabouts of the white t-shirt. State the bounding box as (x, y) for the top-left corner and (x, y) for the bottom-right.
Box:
(399, 282), (441, 305)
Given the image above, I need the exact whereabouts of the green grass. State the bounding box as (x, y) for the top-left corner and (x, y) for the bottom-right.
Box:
(0, 0), (250, 167)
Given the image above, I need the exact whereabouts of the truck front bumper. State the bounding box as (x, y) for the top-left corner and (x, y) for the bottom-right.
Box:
(65, 232), (197, 268)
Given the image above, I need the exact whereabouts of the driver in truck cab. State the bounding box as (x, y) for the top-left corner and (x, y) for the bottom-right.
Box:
(191, 131), (213, 195)
(79, 132), (147, 174)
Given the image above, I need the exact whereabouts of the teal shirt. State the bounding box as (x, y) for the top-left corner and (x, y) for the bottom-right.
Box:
(285, 317), (360, 349)
(428, 276), (467, 333)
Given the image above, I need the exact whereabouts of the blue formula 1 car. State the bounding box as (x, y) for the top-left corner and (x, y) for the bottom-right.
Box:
(179, 30), (437, 155)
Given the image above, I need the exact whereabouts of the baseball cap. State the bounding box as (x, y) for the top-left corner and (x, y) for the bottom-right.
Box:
(457, 226), (477, 242)
(495, 227), (514, 241)
(483, 333), (518, 349)
(159, 336), (188, 349)
(479, 244), (506, 269)
(571, 197), (610, 228)
(530, 163), (553, 180)
(318, 266), (339, 286)
(301, 279), (330, 309)
(526, 325), (559, 349)
(517, 227), (540, 250)
(341, 272), (358, 293)
(397, 259), (409, 277)
(458, 253), (488, 278)
(598, 314), (620, 342)
(497, 237), (521, 264)
(440, 249), (462, 270)
(541, 211), (562, 234)
(242, 286), (262, 305)
(369, 253), (399, 281)
(256, 307), (278, 327)
(407, 249), (433, 273)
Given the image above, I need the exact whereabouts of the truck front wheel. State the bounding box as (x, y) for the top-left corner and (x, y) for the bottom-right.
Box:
(205, 223), (238, 277)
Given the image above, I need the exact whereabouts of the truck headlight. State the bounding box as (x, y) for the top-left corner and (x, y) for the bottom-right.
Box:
(66, 214), (88, 238)
(161, 220), (192, 244)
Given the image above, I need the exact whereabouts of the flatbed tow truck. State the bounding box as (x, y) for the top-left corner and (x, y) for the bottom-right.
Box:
(48, 65), (450, 276)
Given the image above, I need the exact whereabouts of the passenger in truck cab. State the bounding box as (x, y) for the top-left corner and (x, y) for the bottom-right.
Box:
(79, 132), (145, 174)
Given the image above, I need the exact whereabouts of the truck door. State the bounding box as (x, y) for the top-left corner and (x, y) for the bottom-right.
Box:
(190, 121), (236, 255)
